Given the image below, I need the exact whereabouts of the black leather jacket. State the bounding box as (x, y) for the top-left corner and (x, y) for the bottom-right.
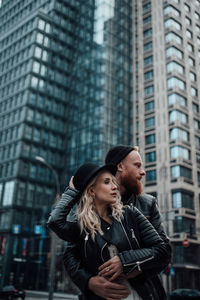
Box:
(48, 188), (171, 300)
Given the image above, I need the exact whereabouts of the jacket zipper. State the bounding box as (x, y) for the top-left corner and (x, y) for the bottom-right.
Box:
(130, 228), (140, 248)
(120, 221), (133, 250)
(124, 255), (154, 269)
(84, 233), (89, 258)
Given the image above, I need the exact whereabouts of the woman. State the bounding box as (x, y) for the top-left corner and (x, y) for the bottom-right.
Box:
(48, 163), (170, 300)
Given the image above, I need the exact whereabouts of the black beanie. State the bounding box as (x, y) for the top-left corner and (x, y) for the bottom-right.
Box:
(105, 145), (134, 165)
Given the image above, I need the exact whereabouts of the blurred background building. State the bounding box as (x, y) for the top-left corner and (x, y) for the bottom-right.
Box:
(132, 0), (200, 290)
(0, 0), (199, 294)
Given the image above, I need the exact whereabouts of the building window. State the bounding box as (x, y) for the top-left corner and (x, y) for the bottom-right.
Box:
(197, 171), (200, 183)
(144, 85), (154, 96)
(145, 133), (156, 145)
(166, 46), (183, 59)
(143, 15), (152, 24)
(146, 169), (157, 181)
(2, 181), (15, 206)
(144, 70), (154, 81)
(172, 190), (194, 209)
(144, 55), (153, 65)
(166, 61), (184, 74)
(188, 57), (195, 67)
(170, 127), (189, 142)
(194, 119), (200, 130)
(143, 2), (151, 11)
(169, 110), (188, 123)
(170, 146), (190, 160)
(184, 3), (191, 12)
(186, 29), (192, 39)
(165, 18), (181, 31)
(143, 28), (152, 38)
(195, 136), (200, 148)
(185, 17), (192, 26)
(191, 87), (198, 97)
(167, 77), (185, 90)
(187, 43), (194, 52)
(145, 151), (156, 163)
(164, 5), (180, 17)
(192, 102), (199, 113)
(144, 41), (152, 51)
(168, 93), (187, 106)
(145, 116), (155, 128)
(174, 216), (195, 235)
(195, 12), (200, 20)
(189, 71), (196, 82)
(145, 100), (154, 111)
(165, 32), (182, 44)
(171, 165), (192, 179)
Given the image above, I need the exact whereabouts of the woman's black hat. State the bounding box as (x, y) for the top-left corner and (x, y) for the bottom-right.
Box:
(73, 163), (117, 194)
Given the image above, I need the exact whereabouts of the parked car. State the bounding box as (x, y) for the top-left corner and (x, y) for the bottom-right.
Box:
(170, 288), (200, 299)
(0, 285), (25, 299)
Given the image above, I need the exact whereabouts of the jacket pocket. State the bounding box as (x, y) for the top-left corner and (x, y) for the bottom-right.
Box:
(125, 255), (155, 273)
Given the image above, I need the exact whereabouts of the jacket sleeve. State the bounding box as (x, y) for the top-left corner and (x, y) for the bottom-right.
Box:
(148, 195), (170, 246)
(63, 242), (93, 294)
(119, 208), (171, 275)
(47, 187), (80, 242)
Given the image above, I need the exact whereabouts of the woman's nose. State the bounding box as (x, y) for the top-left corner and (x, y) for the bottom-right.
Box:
(112, 183), (117, 189)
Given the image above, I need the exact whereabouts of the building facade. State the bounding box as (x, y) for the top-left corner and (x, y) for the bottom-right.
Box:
(0, 0), (133, 291)
(133, 0), (200, 290)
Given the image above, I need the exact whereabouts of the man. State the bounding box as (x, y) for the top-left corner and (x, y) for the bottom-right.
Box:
(63, 145), (171, 299)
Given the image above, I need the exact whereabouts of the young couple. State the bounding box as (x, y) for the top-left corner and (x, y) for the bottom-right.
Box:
(48, 146), (171, 300)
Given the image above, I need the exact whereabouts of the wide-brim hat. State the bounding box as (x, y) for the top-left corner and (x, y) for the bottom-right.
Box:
(73, 163), (117, 195)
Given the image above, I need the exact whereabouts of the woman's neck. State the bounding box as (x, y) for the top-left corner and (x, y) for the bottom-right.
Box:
(96, 205), (112, 224)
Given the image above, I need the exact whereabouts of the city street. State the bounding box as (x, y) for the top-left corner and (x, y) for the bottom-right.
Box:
(25, 290), (78, 300)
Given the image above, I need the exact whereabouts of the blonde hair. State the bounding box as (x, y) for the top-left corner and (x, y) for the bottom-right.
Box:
(77, 172), (124, 240)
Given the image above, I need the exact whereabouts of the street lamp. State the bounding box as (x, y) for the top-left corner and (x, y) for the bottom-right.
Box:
(35, 156), (60, 300)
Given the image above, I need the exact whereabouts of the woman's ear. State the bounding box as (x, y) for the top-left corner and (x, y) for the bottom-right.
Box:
(88, 186), (95, 198)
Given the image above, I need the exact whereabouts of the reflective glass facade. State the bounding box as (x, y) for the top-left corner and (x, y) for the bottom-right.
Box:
(0, 0), (133, 291)
(65, 0), (133, 177)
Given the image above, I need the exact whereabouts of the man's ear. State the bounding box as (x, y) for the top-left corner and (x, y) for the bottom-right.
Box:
(117, 162), (124, 172)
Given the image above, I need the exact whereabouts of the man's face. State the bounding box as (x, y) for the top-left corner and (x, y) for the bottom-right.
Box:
(118, 150), (146, 195)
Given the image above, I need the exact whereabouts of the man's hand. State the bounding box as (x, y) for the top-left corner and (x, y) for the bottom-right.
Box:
(88, 276), (130, 300)
(125, 269), (142, 279)
(98, 256), (123, 281)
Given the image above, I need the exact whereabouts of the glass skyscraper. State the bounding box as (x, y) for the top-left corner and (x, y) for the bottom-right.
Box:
(0, 0), (133, 291)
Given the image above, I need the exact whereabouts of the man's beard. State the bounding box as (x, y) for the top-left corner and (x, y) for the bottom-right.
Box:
(121, 175), (143, 196)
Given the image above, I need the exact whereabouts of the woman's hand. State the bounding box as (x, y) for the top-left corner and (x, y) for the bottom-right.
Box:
(98, 255), (123, 281)
(69, 176), (75, 189)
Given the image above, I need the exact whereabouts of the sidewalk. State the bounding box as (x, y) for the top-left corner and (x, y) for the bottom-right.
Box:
(26, 290), (79, 300)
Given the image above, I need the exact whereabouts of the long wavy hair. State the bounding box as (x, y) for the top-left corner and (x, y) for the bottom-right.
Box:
(77, 171), (124, 240)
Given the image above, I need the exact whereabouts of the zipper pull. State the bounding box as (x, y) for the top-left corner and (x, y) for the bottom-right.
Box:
(136, 261), (141, 271)
(85, 233), (89, 240)
(131, 229), (135, 238)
